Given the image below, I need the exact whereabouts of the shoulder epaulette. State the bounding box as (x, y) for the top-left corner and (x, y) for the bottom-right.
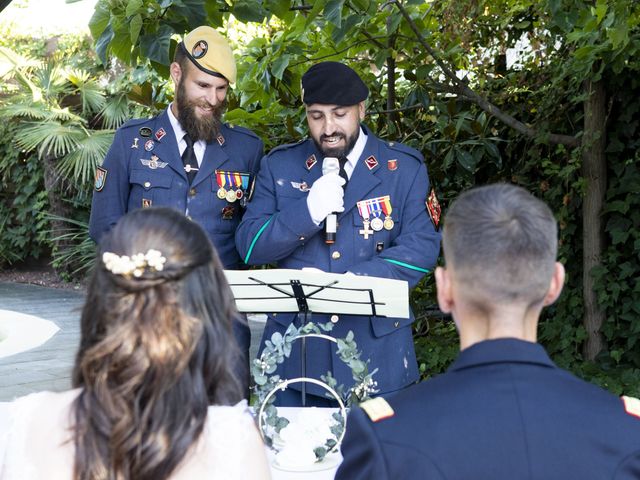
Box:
(224, 123), (261, 141)
(386, 140), (424, 163)
(622, 395), (640, 419)
(360, 397), (395, 423)
(266, 138), (307, 156)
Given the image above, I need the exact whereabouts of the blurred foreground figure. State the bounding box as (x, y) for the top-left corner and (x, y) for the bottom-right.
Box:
(337, 184), (640, 480)
(0, 208), (270, 480)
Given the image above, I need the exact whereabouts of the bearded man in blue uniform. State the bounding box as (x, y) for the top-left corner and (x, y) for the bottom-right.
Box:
(336, 184), (640, 480)
(90, 26), (263, 394)
(235, 61), (441, 405)
(89, 26), (263, 269)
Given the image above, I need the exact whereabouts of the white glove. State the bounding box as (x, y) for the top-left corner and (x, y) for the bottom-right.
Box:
(307, 172), (345, 224)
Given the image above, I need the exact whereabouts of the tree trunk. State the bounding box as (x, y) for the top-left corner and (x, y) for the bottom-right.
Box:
(582, 78), (607, 360)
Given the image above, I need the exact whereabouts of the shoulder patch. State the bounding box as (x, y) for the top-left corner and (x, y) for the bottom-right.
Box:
(386, 140), (424, 163)
(622, 395), (640, 419)
(360, 397), (395, 422)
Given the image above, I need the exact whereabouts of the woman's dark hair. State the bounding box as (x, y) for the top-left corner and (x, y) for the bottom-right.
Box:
(71, 207), (243, 480)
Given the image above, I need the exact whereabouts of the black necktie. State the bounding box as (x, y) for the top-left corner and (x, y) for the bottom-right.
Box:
(338, 155), (349, 185)
(182, 134), (198, 184)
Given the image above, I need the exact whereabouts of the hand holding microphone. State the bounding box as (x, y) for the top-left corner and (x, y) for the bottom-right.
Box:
(306, 158), (346, 243)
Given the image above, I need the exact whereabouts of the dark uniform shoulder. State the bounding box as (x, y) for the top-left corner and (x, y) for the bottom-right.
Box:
(266, 138), (308, 157)
(384, 140), (424, 163)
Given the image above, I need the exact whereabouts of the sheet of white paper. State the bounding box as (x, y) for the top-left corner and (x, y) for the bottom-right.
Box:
(224, 269), (409, 319)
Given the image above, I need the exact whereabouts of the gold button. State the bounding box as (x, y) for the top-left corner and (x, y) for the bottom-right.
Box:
(189, 188), (196, 196)
(394, 321), (399, 327)
(331, 251), (341, 260)
(144, 181), (151, 188)
(330, 315), (339, 323)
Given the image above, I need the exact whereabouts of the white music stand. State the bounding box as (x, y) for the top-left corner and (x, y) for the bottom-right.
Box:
(225, 269), (410, 405)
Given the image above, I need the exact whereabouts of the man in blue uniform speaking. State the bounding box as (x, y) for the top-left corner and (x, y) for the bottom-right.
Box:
(336, 184), (640, 479)
(89, 26), (263, 270)
(89, 26), (263, 393)
(235, 61), (441, 405)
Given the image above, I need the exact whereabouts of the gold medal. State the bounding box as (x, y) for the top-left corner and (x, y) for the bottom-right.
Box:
(383, 216), (394, 230)
(226, 189), (237, 202)
(217, 187), (227, 199)
(370, 217), (384, 231)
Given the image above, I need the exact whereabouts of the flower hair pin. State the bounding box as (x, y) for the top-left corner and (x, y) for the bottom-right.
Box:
(102, 249), (166, 278)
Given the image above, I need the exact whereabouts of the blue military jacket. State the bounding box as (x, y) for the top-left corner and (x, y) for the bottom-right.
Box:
(336, 338), (640, 480)
(235, 126), (441, 396)
(89, 109), (263, 269)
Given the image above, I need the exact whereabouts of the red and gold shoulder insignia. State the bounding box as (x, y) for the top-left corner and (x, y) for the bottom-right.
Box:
(622, 395), (640, 419)
(426, 187), (441, 230)
(306, 154), (317, 170)
(360, 397), (395, 423)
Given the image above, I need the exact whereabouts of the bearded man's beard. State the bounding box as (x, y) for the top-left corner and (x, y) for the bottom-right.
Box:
(312, 128), (359, 159)
(176, 80), (226, 143)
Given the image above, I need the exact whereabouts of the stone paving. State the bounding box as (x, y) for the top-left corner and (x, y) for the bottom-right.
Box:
(0, 282), (266, 401)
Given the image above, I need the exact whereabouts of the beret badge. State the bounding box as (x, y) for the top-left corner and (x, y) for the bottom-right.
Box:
(192, 40), (208, 59)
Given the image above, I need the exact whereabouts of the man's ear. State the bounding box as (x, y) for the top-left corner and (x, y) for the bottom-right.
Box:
(358, 101), (366, 121)
(542, 262), (565, 306)
(170, 62), (182, 85)
(435, 266), (453, 313)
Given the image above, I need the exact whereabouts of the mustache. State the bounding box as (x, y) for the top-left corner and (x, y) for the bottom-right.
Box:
(320, 133), (345, 141)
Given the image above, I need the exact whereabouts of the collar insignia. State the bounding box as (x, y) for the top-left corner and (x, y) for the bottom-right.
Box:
(217, 134), (225, 146)
(306, 154), (317, 170)
(387, 159), (398, 171)
(154, 127), (166, 141)
(365, 155), (378, 170)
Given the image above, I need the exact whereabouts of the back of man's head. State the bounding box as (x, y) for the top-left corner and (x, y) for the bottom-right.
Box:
(443, 183), (557, 308)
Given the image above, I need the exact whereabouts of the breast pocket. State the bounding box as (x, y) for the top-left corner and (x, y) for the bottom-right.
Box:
(129, 169), (173, 208)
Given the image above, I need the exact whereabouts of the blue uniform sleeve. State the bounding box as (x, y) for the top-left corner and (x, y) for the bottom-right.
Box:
(89, 128), (130, 243)
(615, 449), (640, 479)
(349, 162), (440, 288)
(335, 407), (389, 480)
(235, 154), (322, 265)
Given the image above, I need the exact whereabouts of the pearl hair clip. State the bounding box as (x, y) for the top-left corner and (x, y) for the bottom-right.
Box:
(102, 249), (166, 278)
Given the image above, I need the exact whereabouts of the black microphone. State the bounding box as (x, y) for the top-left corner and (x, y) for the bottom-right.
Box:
(322, 157), (340, 244)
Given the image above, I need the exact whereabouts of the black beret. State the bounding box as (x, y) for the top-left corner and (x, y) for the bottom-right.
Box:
(301, 61), (369, 106)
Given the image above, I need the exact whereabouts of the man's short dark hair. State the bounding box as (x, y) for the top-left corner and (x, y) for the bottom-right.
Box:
(443, 183), (558, 306)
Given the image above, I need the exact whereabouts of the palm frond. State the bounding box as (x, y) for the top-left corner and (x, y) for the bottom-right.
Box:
(56, 129), (115, 185)
(15, 121), (87, 158)
(66, 68), (106, 116)
(97, 93), (131, 130)
(0, 102), (49, 121)
(44, 214), (96, 278)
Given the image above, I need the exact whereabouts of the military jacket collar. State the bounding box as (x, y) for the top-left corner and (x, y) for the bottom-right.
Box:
(449, 338), (556, 372)
(150, 109), (231, 188)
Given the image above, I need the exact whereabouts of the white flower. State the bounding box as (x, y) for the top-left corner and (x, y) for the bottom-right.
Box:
(102, 249), (167, 278)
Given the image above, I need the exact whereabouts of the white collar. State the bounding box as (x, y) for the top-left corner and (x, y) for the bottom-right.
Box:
(345, 126), (367, 169)
(167, 103), (188, 145)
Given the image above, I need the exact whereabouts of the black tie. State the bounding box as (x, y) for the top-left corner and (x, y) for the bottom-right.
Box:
(338, 155), (349, 185)
(182, 134), (198, 184)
